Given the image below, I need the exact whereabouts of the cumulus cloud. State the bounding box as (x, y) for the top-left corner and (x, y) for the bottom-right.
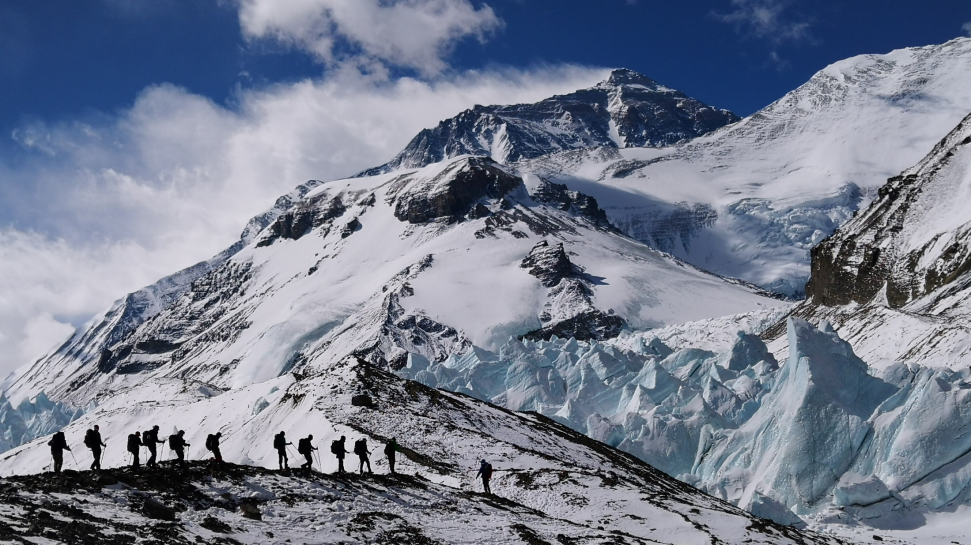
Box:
(235, 0), (503, 76)
(0, 64), (608, 379)
(712, 0), (812, 44)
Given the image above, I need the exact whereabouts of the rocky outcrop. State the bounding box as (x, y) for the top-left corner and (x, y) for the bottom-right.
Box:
(259, 191), (347, 245)
(391, 157), (520, 224)
(520, 241), (624, 342)
(805, 115), (970, 308)
(531, 180), (616, 231)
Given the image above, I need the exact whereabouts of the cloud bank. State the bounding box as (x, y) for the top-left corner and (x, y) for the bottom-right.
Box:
(0, 64), (608, 380)
(235, 0), (503, 76)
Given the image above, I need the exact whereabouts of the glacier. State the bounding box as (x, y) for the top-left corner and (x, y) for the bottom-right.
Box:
(396, 317), (970, 527)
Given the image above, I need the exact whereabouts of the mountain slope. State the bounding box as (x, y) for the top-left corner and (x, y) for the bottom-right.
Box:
(514, 38), (970, 296)
(764, 113), (970, 371)
(4, 156), (781, 408)
(0, 359), (831, 544)
(360, 69), (740, 175)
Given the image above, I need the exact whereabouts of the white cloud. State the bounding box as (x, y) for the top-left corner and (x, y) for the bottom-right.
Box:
(712, 0), (811, 44)
(0, 64), (608, 379)
(963, 22), (970, 37)
(235, 0), (503, 76)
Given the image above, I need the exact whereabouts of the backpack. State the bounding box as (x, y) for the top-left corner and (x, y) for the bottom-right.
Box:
(297, 438), (310, 455)
(482, 462), (493, 479)
(330, 440), (341, 455)
(353, 439), (365, 455)
(127, 433), (140, 452)
(143, 429), (155, 444)
(84, 429), (96, 448)
(205, 434), (217, 451)
(49, 431), (66, 450)
(168, 434), (180, 450)
(273, 433), (285, 450)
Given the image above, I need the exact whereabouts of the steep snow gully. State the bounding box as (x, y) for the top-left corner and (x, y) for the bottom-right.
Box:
(1, 39), (969, 544)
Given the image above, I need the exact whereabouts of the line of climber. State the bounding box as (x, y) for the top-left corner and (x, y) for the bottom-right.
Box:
(51, 428), (410, 478)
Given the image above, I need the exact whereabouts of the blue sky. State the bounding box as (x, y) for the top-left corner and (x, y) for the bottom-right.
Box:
(0, 0), (966, 134)
(0, 0), (967, 378)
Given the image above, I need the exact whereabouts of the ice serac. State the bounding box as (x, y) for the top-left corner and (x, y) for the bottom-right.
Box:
(517, 38), (970, 297)
(765, 114), (971, 371)
(359, 68), (740, 175)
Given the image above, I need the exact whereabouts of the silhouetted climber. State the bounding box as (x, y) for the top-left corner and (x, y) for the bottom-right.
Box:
(48, 431), (70, 474)
(354, 438), (372, 474)
(143, 425), (165, 468)
(274, 431), (293, 470)
(475, 459), (493, 495)
(127, 431), (142, 469)
(169, 430), (189, 468)
(84, 426), (106, 470)
(331, 435), (349, 473)
(384, 438), (400, 474)
(205, 432), (224, 469)
(297, 434), (317, 470)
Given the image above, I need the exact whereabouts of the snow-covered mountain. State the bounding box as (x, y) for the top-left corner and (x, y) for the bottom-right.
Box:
(766, 114), (970, 370)
(514, 38), (970, 296)
(0, 358), (831, 544)
(2, 38), (969, 543)
(360, 68), (740, 176)
(4, 156), (781, 409)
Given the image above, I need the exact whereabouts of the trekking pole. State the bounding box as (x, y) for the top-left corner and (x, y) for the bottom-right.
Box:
(314, 450), (322, 471)
(69, 451), (81, 471)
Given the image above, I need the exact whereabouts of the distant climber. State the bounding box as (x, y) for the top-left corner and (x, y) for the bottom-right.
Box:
(331, 435), (349, 473)
(353, 438), (372, 474)
(48, 431), (71, 474)
(169, 430), (189, 468)
(297, 434), (317, 470)
(143, 425), (165, 468)
(274, 431), (293, 470)
(205, 432), (224, 469)
(127, 431), (142, 469)
(475, 459), (493, 495)
(383, 438), (400, 474)
(83, 425), (106, 470)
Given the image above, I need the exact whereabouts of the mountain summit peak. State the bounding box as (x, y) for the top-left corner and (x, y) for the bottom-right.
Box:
(605, 68), (661, 88)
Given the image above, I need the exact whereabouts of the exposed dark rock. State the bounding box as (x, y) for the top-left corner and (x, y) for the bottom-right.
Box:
(521, 241), (574, 288)
(258, 193), (346, 246)
(805, 116), (971, 308)
(351, 394), (374, 407)
(530, 180), (617, 231)
(341, 218), (361, 238)
(393, 158), (521, 224)
(141, 496), (176, 521)
(522, 310), (625, 343)
(239, 501), (262, 520)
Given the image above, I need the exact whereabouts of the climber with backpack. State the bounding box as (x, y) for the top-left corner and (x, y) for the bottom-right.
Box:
(48, 431), (71, 474)
(84, 425), (107, 470)
(353, 438), (372, 474)
(384, 438), (401, 474)
(297, 434), (317, 470)
(127, 431), (142, 469)
(475, 459), (493, 495)
(205, 432), (224, 469)
(168, 430), (189, 468)
(143, 425), (165, 468)
(331, 435), (349, 473)
(273, 431), (293, 470)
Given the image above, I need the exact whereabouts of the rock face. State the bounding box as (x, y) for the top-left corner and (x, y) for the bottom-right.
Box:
(390, 157), (520, 224)
(360, 69), (739, 175)
(806, 114), (971, 308)
(519, 240), (625, 342)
